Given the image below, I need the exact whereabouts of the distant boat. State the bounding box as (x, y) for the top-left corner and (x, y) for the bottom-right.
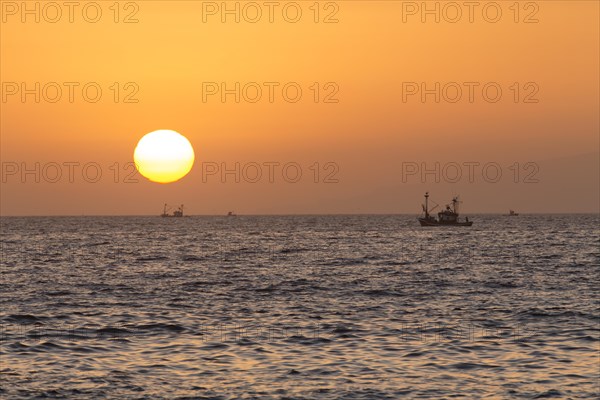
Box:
(418, 192), (473, 227)
(226, 211), (236, 217)
(506, 210), (519, 216)
(161, 204), (184, 217)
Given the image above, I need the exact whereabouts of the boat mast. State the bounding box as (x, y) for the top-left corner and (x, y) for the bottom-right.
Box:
(424, 192), (429, 218)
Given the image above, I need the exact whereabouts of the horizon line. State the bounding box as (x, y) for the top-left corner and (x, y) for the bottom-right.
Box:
(1, 212), (599, 218)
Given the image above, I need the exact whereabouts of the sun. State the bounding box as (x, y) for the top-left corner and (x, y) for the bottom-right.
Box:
(133, 130), (195, 183)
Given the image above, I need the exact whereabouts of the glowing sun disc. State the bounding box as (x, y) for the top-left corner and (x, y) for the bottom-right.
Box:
(134, 130), (195, 183)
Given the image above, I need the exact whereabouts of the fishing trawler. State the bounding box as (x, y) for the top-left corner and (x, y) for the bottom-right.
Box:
(506, 210), (519, 216)
(418, 192), (472, 226)
(161, 204), (184, 217)
(226, 211), (236, 217)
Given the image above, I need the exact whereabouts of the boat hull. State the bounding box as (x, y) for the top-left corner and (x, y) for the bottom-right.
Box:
(418, 218), (472, 227)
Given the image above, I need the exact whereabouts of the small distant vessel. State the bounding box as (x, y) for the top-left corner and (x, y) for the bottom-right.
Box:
(226, 211), (236, 217)
(506, 210), (519, 216)
(418, 192), (473, 227)
(161, 203), (184, 217)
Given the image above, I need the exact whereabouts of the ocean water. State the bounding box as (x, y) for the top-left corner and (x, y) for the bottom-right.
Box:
(0, 215), (598, 399)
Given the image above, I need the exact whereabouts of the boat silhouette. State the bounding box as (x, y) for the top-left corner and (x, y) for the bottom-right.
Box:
(418, 192), (472, 226)
(161, 204), (184, 217)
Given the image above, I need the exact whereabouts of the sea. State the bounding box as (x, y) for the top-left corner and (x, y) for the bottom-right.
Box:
(1, 215), (598, 399)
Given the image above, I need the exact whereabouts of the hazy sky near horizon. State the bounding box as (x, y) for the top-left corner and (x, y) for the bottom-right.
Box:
(1, 1), (598, 215)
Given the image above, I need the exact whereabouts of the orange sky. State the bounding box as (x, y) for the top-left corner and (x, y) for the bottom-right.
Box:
(1, 1), (598, 215)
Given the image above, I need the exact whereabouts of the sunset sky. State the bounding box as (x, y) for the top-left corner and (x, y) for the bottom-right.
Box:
(1, 1), (598, 215)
